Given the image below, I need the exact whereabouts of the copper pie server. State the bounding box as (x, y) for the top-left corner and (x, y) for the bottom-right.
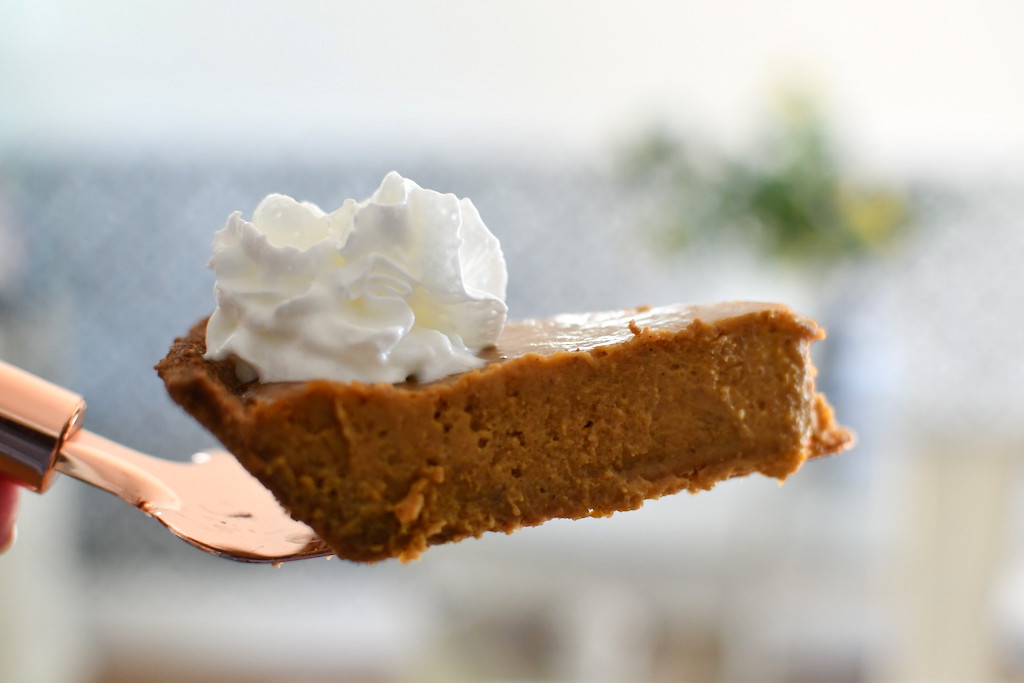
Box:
(0, 359), (332, 563)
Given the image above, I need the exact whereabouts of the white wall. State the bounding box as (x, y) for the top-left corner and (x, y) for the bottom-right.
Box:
(3, 0), (1023, 173)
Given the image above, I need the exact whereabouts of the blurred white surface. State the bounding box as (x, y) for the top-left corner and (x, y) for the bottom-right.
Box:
(0, 482), (96, 683)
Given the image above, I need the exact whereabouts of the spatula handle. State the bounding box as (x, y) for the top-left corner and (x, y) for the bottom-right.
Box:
(0, 360), (86, 492)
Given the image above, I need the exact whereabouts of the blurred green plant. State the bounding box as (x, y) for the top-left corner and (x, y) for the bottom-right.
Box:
(619, 91), (913, 270)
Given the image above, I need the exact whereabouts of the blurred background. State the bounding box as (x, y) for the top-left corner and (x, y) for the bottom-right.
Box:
(2, 1), (1023, 681)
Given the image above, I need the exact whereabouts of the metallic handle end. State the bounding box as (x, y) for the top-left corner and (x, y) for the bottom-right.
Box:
(0, 361), (87, 493)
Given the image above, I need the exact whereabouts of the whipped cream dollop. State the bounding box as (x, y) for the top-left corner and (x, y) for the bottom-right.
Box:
(204, 172), (508, 384)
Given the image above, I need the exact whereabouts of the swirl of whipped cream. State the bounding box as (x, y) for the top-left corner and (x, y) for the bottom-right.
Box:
(204, 172), (508, 384)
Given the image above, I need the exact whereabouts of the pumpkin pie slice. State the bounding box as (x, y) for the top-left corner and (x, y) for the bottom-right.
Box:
(157, 302), (852, 562)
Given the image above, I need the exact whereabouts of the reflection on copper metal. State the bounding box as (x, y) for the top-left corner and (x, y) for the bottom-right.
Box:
(0, 361), (85, 492)
(0, 360), (331, 563)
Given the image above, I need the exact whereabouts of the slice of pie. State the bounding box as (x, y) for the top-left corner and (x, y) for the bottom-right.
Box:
(157, 302), (852, 562)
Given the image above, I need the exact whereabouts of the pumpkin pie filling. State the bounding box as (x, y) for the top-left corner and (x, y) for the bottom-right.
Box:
(157, 301), (852, 562)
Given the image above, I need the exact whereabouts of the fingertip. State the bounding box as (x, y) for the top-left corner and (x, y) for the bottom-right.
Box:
(0, 475), (20, 554)
(0, 524), (16, 554)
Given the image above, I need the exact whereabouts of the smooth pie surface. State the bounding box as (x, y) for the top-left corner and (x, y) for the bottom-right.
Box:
(157, 303), (852, 562)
